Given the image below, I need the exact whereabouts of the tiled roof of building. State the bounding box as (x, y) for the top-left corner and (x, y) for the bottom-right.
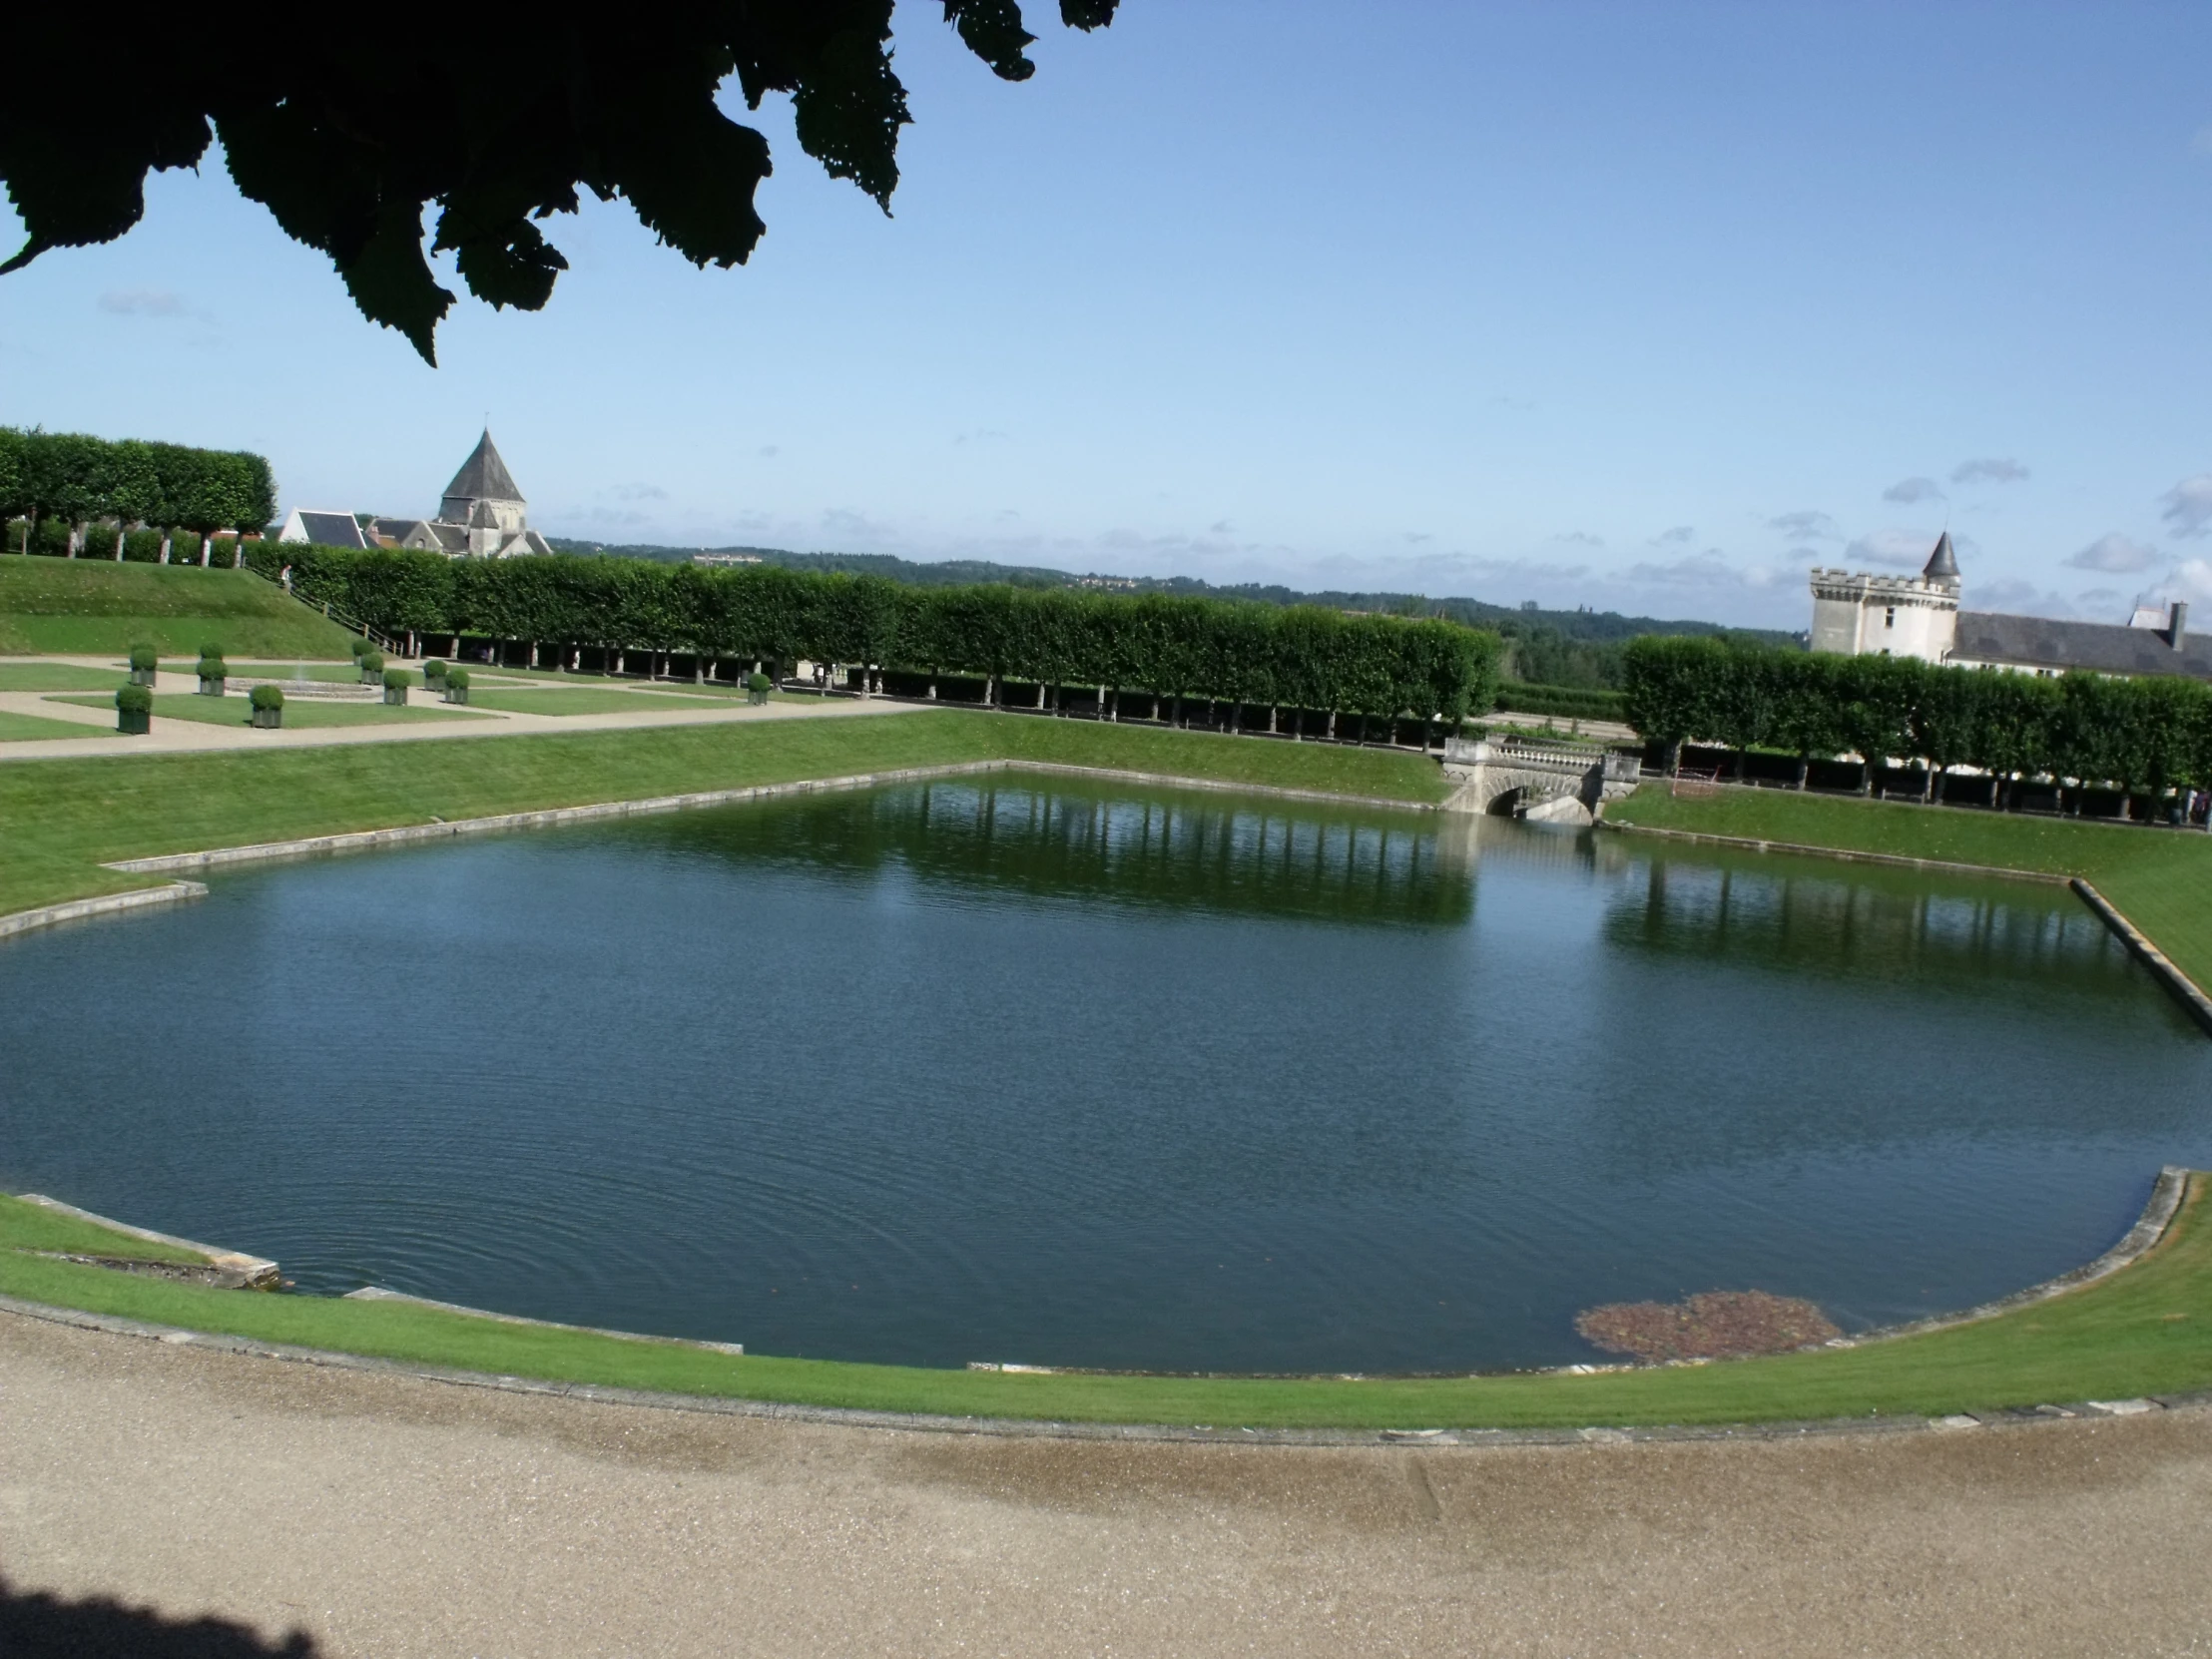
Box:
(442, 429), (522, 504)
(1923, 531), (1958, 581)
(1952, 609), (2212, 680)
(291, 511), (368, 549)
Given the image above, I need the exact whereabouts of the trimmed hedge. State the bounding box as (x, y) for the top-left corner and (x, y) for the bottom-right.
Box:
(249, 684), (283, 711)
(0, 428), (275, 536)
(127, 643), (157, 672)
(249, 544), (1502, 726)
(1624, 635), (2212, 795)
(115, 683), (152, 714)
(1494, 681), (1627, 721)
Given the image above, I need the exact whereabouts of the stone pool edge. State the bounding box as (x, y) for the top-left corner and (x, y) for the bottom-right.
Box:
(3, 1170), (2202, 1448)
(0, 880), (209, 942)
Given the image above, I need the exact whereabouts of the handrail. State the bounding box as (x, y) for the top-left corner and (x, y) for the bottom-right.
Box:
(243, 560), (403, 655)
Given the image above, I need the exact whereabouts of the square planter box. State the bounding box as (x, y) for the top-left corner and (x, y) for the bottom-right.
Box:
(117, 710), (151, 735)
(198, 677), (226, 697)
(129, 668), (157, 687)
(383, 685), (409, 706)
(748, 689), (769, 706)
(251, 707), (282, 730)
(443, 687), (469, 705)
(360, 669), (383, 686)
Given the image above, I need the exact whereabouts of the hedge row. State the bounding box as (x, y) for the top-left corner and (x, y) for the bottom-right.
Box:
(1624, 635), (2212, 795)
(252, 544), (1502, 722)
(7, 518), (218, 562)
(1493, 681), (1626, 720)
(0, 428), (275, 537)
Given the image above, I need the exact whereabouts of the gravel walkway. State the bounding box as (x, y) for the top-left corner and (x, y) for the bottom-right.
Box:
(3, 1311), (2209, 1656)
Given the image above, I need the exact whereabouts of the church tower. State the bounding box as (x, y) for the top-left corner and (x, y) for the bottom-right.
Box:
(439, 430), (533, 557)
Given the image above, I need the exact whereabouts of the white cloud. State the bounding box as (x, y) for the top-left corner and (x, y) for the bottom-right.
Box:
(2065, 532), (2160, 573)
(1950, 457), (2029, 485)
(1551, 530), (1604, 547)
(2075, 587), (2120, 605)
(1768, 510), (1838, 539)
(1845, 528), (1939, 569)
(98, 288), (191, 318)
(1652, 525), (1695, 545)
(1883, 476), (1944, 505)
(1622, 552), (1778, 592)
(1974, 579), (2074, 619)
(2162, 475), (2212, 538)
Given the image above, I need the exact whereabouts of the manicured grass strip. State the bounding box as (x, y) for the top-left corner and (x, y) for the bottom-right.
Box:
(0, 711), (1446, 916)
(2, 1178), (2204, 1428)
(0, 1195), (206, 1265)
(0, 664), (132, 692)
(1607, 784), (2212, 995)
(48, 694), (487, 730)
(465, 688), (729, 716)
(0, 711), (112, 743)
(0, 561), (356, 659)
(163, 662), (366, 684)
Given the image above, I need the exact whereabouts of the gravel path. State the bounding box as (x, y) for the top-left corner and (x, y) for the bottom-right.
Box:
(3, 1312), (2209, 1656)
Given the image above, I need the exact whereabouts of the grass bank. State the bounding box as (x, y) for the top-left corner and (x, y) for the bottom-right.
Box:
(3, 1179), (2204, 1429)
(0, 560), (355, 658)
(50, 693), (488, 731)
(0, 708), (1447, 915)
(1605, 784), (2212, 992)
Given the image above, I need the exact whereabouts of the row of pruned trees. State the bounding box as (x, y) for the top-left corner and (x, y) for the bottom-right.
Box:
(1623, 635), (2212, 802)
(0, 427), (276, 552)
(250, 544), (1501, 731)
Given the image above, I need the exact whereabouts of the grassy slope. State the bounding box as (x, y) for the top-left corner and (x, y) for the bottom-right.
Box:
(0, 664), (133, 692)
(0, 559), (356, 658)
(1606, 785), (2212, 992)
(2, 1180), (2203, 1428)
(0, 710), (1445, 915)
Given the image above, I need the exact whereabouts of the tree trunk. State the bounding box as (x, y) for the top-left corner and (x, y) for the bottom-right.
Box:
(1794, 754), (1809, 790)
(1666, 739), (1683, 778)
(1923, 765), (1936, 803)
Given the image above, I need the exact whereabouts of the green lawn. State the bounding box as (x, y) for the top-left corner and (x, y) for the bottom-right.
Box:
(0, 710), (111, 742)
(0, 559), (356, 658)
(165, 661), (369, 684)
(2, 1179), (2203, 1429)
(1606, 784), (2212, 993)
(464, 687), (730, 716)
(0, 709), (1446, 916)
(48, 693), (488, 731)
(0, 664), (134, 692)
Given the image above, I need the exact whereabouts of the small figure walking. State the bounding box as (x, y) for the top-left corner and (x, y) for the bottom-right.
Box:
(279, 563), (293, 593)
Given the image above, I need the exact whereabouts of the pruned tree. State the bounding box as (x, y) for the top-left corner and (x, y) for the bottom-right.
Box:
(1, 4), (1119, 363)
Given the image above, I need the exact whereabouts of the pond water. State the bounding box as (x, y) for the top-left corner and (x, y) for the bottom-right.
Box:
(4, 778), (2210, 1375)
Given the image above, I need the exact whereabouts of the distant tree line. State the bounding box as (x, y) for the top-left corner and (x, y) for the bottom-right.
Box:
(0, 428), (276, 553)
(1624, 634), (2212, 806)
(254, 544), (1501, 733)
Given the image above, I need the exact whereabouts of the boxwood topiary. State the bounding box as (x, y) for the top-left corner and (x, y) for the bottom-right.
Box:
(748, 671), (772, 693)
(383, 667), (415, 690)
(115, 684), (153, 714)
(128, 643), (157, 672)
(445, 667), (470, 689)
(349, 636), (372, 659)
(423, 659), (448, 682)
(250, 684), (284, 711)
(360, 650), (385, 674)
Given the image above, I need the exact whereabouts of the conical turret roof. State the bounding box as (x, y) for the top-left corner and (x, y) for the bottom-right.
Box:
(1923, 531), (1959, 582)
(443, 429), (522, 504)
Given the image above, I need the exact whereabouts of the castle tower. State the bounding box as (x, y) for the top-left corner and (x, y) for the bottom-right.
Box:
(1808, 533), (1960, 662)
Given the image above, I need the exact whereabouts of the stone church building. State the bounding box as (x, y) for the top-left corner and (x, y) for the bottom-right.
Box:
(1810, 533), (2210, 680)
(371, 430), (554, 559)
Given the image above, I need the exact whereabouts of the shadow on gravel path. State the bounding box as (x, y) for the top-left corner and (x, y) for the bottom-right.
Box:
(0, 1574), (319, 1658)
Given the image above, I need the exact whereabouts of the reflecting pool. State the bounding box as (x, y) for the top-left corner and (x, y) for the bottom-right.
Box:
(3, 778), (2208, 1374)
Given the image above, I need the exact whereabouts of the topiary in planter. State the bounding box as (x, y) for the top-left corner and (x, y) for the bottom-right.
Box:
(349, 636), (373, 660)
(197, 653), (227, 696)
(382, 668), (414, 706)
(442, 667), (470, 705)
(358, 649), (385, 686)
(115, 683), (153, 734)
(128, 643), (158, 686)
(249, 684), (284, 729)
(422, 659), (449, 685)
(748, 670), (773, 706)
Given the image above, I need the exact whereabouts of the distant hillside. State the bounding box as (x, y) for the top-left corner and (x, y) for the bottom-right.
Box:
(540, 537), (1798, 691)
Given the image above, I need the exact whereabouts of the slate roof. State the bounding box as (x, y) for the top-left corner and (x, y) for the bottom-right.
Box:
(1952, 610), (2212, 680)
(290, 510), (368, 549)
(1923, 531), (1958, 582)
(442, 429), (523, 504)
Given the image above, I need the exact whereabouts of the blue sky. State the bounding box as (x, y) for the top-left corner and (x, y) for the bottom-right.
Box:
(3, 2), (2209, 628)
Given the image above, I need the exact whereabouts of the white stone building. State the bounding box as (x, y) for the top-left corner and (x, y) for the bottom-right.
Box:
(371, 430), (553, 559)
(1809, 533), (2212, 680)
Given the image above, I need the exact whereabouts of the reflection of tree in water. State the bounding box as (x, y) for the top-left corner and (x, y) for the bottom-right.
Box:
(648, 782), (1476, 927)
(1603, 851), (2144, 1005)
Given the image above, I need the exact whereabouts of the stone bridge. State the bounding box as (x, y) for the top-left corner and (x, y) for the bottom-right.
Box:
(1440, 737), (1643, 824)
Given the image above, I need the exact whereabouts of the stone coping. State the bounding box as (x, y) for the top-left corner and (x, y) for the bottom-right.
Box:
(1596, 818), (2070, 883)
(97, 760), (1437, 878)
(16, 1194), (279, 1289)
(2072, 880), (2212, 1037)
(1, 1170), (2201, 1446)
(0, 880), (207, 942)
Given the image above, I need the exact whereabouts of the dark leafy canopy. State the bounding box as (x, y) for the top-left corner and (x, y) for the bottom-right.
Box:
(0, 427), (275, 534)
(0, 4), (1117, 363)
(251, 543), (1500, 725)
(1621, 634), (2212, 797)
